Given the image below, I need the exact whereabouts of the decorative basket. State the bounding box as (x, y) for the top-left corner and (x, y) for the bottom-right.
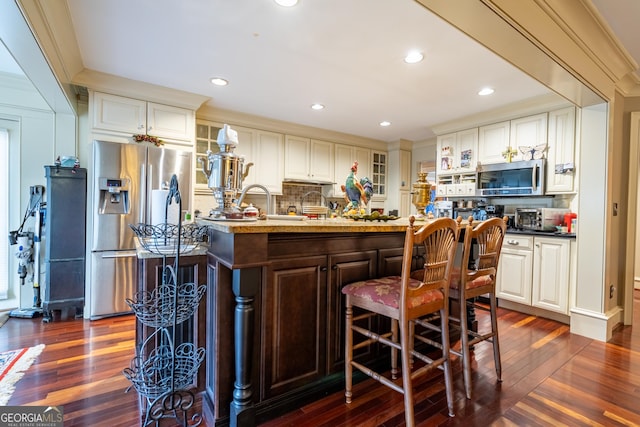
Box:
(129, 223), (207, 255)
(126, 282), (206, 328)
(123, 343), (206, 399)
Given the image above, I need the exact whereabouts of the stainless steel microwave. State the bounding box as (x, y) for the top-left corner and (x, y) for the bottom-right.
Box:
(476, 159), (545, 197)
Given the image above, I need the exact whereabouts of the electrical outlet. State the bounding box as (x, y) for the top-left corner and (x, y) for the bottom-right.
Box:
(610, 284), (615, 298)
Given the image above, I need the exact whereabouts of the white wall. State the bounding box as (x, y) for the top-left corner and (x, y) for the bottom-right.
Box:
(0, 75), (57, 310)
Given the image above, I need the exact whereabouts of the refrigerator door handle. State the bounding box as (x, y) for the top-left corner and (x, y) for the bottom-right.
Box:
(140, 164), (146, 224)
(99, 250), (138, 259)
(147, 163), (153, 224)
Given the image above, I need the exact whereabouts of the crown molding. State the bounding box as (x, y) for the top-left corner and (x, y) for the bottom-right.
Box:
(197, 104), (388, 151)
(430, 93), (571, 136)
(76, 69), (209, 111)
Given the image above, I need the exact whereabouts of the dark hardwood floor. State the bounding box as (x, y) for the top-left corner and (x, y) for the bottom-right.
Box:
(1, 291), (639, 426)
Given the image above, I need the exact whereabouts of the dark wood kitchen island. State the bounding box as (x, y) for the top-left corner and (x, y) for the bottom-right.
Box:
(199, 217), (427, 426)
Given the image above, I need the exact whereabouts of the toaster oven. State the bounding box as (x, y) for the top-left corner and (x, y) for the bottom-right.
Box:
(514, 207), (570, 231)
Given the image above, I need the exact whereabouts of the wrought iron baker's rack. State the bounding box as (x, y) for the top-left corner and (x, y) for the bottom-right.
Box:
(124, 175), (207, 426)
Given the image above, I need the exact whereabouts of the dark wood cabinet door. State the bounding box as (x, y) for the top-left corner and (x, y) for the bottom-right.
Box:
(262, 255), (328, 399)
(327, 250), (377, 373)
(378, 245), (426, 277)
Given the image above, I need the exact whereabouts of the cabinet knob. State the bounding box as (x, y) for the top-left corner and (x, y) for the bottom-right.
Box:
(147, 126), (153, 132)
(321, 266), (328, 272)
(331, 265), (338, 270)
(138, 124), (144, 130)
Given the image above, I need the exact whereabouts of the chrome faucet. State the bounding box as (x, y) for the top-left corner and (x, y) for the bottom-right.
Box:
(236, 184), (272, 215)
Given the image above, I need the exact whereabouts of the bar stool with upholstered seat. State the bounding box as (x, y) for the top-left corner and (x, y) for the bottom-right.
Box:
(448, 216), (507, 399)
(342, 216), (460, 425)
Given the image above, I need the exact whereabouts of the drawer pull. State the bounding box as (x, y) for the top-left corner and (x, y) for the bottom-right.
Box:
(507, 240), (520, 245)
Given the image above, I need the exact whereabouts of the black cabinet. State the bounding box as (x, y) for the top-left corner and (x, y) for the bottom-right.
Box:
(43, 166), (87, 322)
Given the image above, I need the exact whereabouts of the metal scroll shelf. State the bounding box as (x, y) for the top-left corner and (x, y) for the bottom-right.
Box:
(124, 175), (208, 427)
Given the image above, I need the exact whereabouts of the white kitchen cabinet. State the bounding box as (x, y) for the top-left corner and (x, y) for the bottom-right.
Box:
(497, 234), (572, 315)
(399, 150), (412, 189)
(437, 172), (476, 198)
(497, 235), (533, 305)
(234, 126), (284, 195)
(478, 121), (511, 165)
(195, 120), (283, 195)
(436, 128), (478, 174)
(333, 144), (370, 198)
(436, 129), (477, 198)
(510, 113), (547, 159)
(546, 107), (576, 194)
(91, 91), (195, 142)
(399, 190), (411, 217)
(532, 237), (570, 314)
(478, 114), (547, 165)
(371, 151), (387, 199)
(284, 136), (333, 182)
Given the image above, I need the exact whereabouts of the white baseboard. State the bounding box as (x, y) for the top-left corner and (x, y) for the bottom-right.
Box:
(497, 299), (570, 324)
(570, 306), (624, 341)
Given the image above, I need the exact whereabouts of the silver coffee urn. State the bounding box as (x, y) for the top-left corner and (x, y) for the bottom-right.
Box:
(199, 124), (253, 218)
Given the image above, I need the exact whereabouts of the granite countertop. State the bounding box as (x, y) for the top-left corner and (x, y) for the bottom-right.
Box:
(196, 216), (414, 233)
(506, 228), (576, 238)
(195, 216), (577, 238)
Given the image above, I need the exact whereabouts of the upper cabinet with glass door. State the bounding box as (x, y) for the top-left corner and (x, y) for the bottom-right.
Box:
(195, 121), (222, 189)
(371, 151), (387, 199)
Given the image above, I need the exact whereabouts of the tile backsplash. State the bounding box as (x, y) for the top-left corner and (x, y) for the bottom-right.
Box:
(275, 183), (343, 215)
(192, 182), (386, 217)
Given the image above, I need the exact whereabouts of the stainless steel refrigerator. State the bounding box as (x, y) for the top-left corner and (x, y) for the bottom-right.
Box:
(89, 140), (192, 319)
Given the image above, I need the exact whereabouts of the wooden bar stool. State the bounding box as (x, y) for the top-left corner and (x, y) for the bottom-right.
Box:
(342, 216), (461, 425)
(448, 216), (507, 399)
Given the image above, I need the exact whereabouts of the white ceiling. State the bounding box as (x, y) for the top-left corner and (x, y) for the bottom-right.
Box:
(65, 0), (559, 142)
(2, 0), (639, 143)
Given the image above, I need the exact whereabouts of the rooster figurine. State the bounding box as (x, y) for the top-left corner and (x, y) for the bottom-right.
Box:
(341, 161), (373, 213)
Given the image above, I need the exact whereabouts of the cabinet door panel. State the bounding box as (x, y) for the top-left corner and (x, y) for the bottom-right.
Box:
(355, 147), (371, 182)
(263, 256), (327, 398)
(284, 135), (311, 180)
(497, 248), (532, 304)
(532, 237), (569, 313)
(437, 133), (456, 174)
(478, 121), (510, 165)
(255, 131), (284, 194)
(234, 127), (256, 187)
(309, 139), (334, 182)
(456, 128), (478, 173)
(333, 144), (353, 197)
(92, 92), (146, 134)
(147, 102), (194, 141)
(327, 251), (377, 373)
(546, 107), (576, 193)
(510, 113), (547, 162)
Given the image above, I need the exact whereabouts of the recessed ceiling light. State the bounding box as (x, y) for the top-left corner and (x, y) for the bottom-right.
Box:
(404, 51), (424, 64)
(274, 0), (298, 6)
(210, 77), (228, 86)
(379, 121), (391, 127)
(311, 103), (324, 110)
(478, 87), (494, 96)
